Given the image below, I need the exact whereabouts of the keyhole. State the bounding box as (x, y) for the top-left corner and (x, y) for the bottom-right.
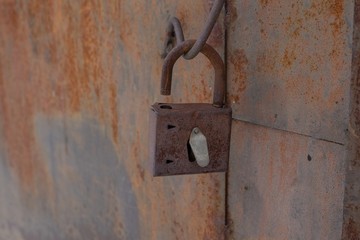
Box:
(187, 140), (196, 162)
(167, 124), (176, 129)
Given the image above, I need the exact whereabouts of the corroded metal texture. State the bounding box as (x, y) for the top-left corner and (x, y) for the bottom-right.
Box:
(343, 0), (360, 238)
(226, 0), (353, 143)
(150, 103), (231, 176)
(226, 0), (356, 239)
(228, 120), (346, 239)
(0, 1), (225, 239)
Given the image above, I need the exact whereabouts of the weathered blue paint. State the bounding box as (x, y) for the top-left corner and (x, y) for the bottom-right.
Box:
(0, 116), (141, 240)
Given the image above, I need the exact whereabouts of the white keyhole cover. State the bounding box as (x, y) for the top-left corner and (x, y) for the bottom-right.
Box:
(189, 127), (210, 167)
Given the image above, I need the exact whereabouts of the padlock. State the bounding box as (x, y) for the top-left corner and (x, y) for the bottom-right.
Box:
(149, 40), (232, 176)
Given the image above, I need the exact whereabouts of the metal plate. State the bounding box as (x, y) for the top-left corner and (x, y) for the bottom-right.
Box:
(226, 0), (353, 143)
(228, 120), (346, 240)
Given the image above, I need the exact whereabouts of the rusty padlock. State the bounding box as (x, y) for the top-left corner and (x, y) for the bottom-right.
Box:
(150, 40), (232, 176)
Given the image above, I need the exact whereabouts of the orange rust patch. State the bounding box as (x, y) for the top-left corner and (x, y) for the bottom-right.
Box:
(79, 0), (106, 112)
(256, 44), (279, 74)
(62, 1), (119, 141)
(260, 0), (271, 7)
(195, 175), (224, 238)
(328, 1), (345, 36)
(228, 49), (248, 103)
(305, 1), (346, 59)
(226, 0), (238, 32)
(282, 48), (296, 68)
(0, 0), (122, 191)
(284, 15), (304, 39)
(0, 1), (52, 192)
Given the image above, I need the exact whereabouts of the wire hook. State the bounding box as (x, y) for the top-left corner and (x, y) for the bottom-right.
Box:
(162, 0), (225, 60)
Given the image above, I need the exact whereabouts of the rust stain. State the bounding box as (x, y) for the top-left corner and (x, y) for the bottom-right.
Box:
(0, 0), (224, 239)
(228, 49), (248, 103)
(146, 174), (224, 239)
(256, 44), (279, 74)
(204, 175), (223, 239)
(343, 218), (360, 240)
(80, 0), (101, 109)
(118, 3), (141, 64)
(282, 48), (296, 68)
(253, 0), (349, 115)
(27, 1), (56, 61)
(328, 1), (345, 36)
(0, 1), (53, 193)
(189, 175), (224, 239)
(284, 15), (304, 39)
(1, 1), (19, 32)
(305, 1), (346, 59)
(0, 0), (123, 192)
(62, 2), (82, 112)
(260, 0), (271, 7)
(62, 1), (119, 141)
(130, 131), (147, 186)
(226, 0), (238, 32)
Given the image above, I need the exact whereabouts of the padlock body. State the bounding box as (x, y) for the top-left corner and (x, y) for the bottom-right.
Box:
(149, 102), (232, 176)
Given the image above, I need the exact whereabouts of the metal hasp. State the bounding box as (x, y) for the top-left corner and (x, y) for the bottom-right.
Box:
(150, 40), (232, 176)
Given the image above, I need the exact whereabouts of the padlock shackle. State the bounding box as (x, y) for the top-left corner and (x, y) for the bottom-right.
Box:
(161, 40), (226, 108)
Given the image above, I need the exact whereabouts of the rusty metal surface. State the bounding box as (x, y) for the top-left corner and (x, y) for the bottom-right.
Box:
(226, 0), (353, 143)
(228, 120), (346, 240)
(226, 1), (357, 238)
(0, 1), (225, 239)
(342, 0), (360, 238)
(150, 103), (231, 176)
(161, 40), (226, 107)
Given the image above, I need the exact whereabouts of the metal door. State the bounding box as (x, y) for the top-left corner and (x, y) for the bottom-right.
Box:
(0, 0), (359, 239)
(226, 0), (359, 239)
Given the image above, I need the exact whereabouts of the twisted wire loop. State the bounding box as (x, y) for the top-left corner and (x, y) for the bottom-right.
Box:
(162, 0), (225, 60)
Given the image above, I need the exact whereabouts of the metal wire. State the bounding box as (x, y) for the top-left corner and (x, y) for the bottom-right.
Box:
(167, 17), (185, 44)
(163, 0), (224, 60)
